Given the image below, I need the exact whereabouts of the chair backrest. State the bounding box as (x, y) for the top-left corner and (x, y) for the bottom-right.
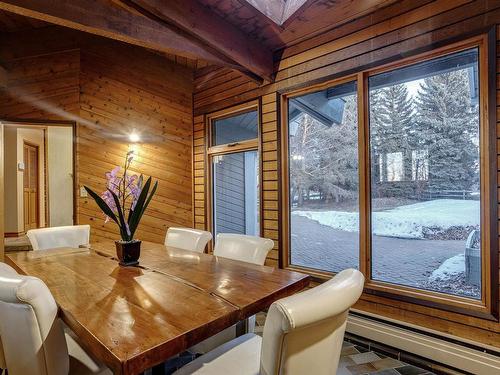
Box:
(0, 263), (69, 375)
(165, 227), (212, 253)
(213, 233), (274, 266)
(0, 263), (17, 372)
(27, 225), (90, 251)
(260, 269), (365, 375)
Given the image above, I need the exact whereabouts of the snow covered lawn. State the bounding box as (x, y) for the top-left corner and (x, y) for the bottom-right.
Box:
(293, 199), (479, 239)
(429, 254), (464, 281)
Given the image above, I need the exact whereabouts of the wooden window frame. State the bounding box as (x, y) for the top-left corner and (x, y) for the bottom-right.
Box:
(280, 33), (498, 320)
(206, 100), (262, 240)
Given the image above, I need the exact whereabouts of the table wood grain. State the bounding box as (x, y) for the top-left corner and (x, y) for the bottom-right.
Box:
(6, 241), (310, 375)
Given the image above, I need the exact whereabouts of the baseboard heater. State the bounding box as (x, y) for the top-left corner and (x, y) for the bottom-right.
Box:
(346, 311), (500, 375)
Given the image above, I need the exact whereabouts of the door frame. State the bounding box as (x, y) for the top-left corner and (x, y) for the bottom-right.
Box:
(23, 140), (40, 231)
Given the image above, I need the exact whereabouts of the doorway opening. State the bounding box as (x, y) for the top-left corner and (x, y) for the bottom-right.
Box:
(23, 141), (40, 232)
(3, 121), (75, 251)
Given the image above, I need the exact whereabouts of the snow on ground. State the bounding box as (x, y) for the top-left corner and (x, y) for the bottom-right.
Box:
(293, 199), (479, 239)
(428, 254), (464, 281)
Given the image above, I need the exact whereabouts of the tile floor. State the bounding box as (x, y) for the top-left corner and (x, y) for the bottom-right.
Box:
(338, 342), (435, 375)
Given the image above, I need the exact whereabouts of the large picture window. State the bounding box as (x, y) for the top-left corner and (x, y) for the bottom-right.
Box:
(282, 36), (496, 316)
(288, 81), (359, 272)
(369, 48), (481, 299)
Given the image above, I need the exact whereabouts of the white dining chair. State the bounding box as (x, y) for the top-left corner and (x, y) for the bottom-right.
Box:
(0, 333), (4, 375)
(174, 268), (365, 375)
(213, 233), (274, 265)
(26, 225), (90, 251)
(0, 263), (15, 375)
(189, 233), (274, 355)
(0, 262), (111, 375)
(165, 227), (212, 253)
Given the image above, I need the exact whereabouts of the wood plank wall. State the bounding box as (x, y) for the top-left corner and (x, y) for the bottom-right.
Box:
(0, 28), (194, 243)
(261, 93), (280, 265)
(193, 114), (206, 231)
(193, 0), (500, 347)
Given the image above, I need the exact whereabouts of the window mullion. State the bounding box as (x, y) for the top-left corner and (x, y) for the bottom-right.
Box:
(357, 72), (371, 280)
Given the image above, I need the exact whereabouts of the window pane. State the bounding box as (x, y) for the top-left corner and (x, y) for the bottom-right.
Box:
(288, 81), (359, 272)
(369, 48), (481, 299)
(212, 110), (258, 146)
(213, 150), (259, 236)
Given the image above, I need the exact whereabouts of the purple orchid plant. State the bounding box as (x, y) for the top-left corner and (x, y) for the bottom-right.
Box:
(84, 151), (158, 242)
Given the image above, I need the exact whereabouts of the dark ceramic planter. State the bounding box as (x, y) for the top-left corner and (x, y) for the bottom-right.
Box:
(115, 240), (141, 266)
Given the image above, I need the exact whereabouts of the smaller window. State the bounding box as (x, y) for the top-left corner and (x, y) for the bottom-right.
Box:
(411, 150), (429, 181)
(208, 103), (260, 241)
(212, 110), (258, 146)
(381, 152), (404, 182)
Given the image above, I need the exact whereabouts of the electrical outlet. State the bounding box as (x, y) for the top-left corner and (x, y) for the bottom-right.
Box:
(80, 186), (88, 198)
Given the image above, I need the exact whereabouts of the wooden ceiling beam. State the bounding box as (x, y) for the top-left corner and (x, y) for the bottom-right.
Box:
(125, 0), (274, 82)
(0, 0), (241, 68)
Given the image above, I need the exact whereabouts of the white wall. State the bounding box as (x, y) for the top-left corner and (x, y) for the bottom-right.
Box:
(4, 126), (18, 234)
(47, 127), (73, 226)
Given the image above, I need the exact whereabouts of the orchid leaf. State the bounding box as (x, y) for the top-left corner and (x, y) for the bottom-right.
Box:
(130, 180), (157, 239)
(126, 174), (146, 224)
(141, 181), (157, 217)
(108, 188), (129, 241)
(84, 186), (119, 225)
(128, 177), (152, 236)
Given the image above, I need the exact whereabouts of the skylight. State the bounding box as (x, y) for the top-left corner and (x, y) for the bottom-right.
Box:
(244, 0), (310, 25)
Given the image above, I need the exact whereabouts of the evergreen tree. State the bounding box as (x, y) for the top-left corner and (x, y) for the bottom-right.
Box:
(415, 70), (479, 191)
(289, 95), (359, 206)
(370, 83), (414, 196)
(289, 114), (315, 206)
(369, 89), (384, 184)
(316, 95), (358, 202)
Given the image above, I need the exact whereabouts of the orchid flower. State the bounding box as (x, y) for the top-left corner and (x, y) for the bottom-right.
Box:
(84, 152), (158, 242)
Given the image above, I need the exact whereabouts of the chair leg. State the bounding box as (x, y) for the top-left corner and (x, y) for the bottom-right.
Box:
(151, 363), (165, 375)
(235, 318), (249, 337)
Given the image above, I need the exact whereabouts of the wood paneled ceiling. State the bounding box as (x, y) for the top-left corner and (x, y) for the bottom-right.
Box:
(0, 0), (398, 82)
(198, 0), (399, 50)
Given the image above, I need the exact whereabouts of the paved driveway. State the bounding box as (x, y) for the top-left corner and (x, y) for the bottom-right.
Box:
(290, 215), (464, 286)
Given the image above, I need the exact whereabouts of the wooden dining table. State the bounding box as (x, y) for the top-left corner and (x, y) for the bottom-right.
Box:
(5, 240), (310, 375)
